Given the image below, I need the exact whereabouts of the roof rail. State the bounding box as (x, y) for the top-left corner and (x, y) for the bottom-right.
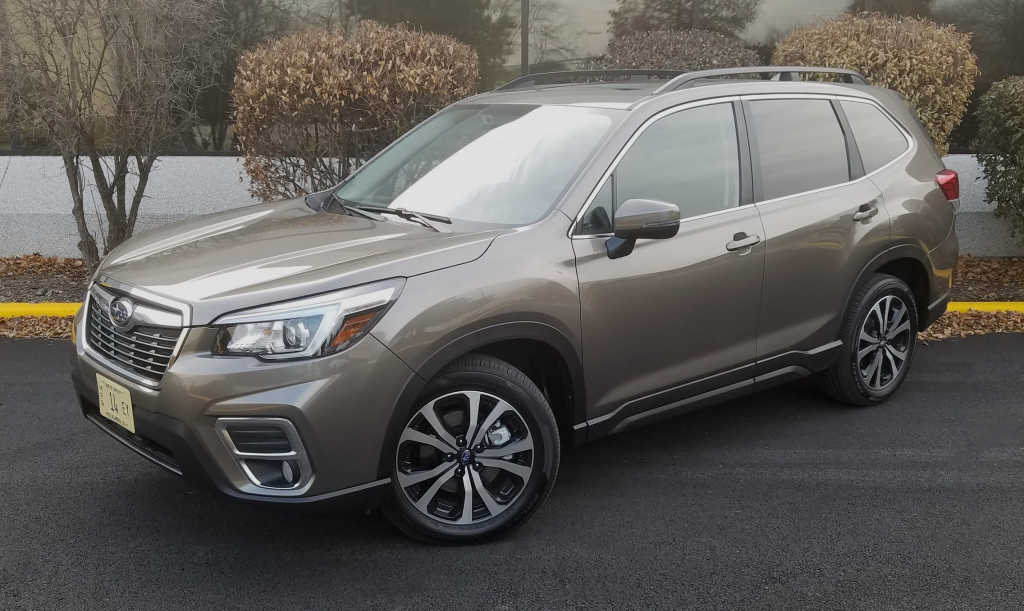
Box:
(496, 70), (684, 91)
(654, 66), (869, 93)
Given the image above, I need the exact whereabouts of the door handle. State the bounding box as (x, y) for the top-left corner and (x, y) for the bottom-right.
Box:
(853, 204), (879, 221)
(726, 233), (762, 252)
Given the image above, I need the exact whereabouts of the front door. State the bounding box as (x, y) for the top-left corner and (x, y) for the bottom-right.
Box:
(572, 102), (765, 434)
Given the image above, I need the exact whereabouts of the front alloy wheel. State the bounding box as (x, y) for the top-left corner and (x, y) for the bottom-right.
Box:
(385, 355), (559, 543)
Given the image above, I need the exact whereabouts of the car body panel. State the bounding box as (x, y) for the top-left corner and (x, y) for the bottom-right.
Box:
(573, 205), (766, 423)
(71, 307), (418, 497)
(99, 197), (501, 325)
(754, 179), (889, 359)
(370, 212), (583, 383)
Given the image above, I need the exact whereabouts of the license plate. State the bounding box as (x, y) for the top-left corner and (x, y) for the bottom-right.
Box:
(97, 374), (135, 434)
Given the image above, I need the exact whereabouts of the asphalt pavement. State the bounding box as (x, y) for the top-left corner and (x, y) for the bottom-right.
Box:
(2, 335), (1024, 610)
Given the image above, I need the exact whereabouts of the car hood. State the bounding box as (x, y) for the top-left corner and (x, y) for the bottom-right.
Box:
(97, 198), (501, 325)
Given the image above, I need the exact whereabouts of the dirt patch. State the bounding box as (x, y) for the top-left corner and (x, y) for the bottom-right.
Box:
(0, 254), (91, 303)
(919, 309), (1024, 342)
(0, 316), (75, 339)
(950, 256), (1024, 302)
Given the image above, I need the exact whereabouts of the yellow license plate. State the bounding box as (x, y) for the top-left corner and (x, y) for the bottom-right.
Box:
(97, 374), (135, 434)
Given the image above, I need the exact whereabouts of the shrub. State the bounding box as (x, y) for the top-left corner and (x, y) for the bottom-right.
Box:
(233, 22), (478, 202)
(975, 77), (1024, 238)
(772, 13), (979, 156)
(586, 29), (761, 73)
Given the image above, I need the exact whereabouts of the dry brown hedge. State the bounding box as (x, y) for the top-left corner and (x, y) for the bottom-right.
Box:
(586, 29), (761, 73)
(233, 22), (478, 202)
(773, 13), (979, 156)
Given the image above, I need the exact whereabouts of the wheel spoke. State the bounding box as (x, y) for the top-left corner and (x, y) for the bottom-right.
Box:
(871, 349), (885, 388)
(399, 427), (455, 453)
(860, 329), (880, 345)
(465, 391), (481, 446)
(457, 470), (475, 524)
(888, 319), (913, 337)
(470, 468), (506, 518)
(880, 296), (892, 336)
(477, 435), (534, 458)
(413, 466), (458, 514)
(867, 302), (884, 334)
(470, 398), (516, 448)
(396, 461), (455, 488)
(858, 342), (879, 361)
(883, 348), (900, 382)
(886, 344), (907, 366)
(862, 347), (881, 381)
(478, 457), (532, 481)
(419, 400), (459, 449)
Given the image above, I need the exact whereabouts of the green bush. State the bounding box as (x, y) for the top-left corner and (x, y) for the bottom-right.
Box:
(233, 22), (478, 202)
(586, 29), (761, 73)
(976, 77), (1024, 238)
(773, 13), (979, 156)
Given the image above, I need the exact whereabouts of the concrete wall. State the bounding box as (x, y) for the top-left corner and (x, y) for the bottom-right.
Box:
(0, 154), (1021, 258)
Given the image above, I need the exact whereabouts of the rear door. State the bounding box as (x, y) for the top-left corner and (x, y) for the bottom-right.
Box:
(745, 95), (889, 371)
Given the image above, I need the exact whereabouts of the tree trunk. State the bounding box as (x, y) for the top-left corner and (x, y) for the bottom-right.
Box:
(0, 0), (19, 149)
(61, 154), (101, 271)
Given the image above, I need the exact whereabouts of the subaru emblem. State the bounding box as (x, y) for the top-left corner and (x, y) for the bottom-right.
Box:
(460, 449), (472, 465)
(108, 298), (135, 328)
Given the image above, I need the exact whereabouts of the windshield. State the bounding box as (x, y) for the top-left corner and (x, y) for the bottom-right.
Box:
(335, 104), (618, 227)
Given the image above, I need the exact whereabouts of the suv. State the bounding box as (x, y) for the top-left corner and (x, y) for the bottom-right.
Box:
(71, 67), (959, 543)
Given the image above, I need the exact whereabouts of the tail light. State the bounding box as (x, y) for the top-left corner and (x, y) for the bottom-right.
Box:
(936, 169), (959, 201)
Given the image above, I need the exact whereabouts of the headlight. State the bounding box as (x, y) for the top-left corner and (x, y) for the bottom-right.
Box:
(210, 278), (404, 360)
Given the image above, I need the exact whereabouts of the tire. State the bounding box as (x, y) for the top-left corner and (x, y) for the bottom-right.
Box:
(384, 354), (560, 544)
(821, 274), (919, 407)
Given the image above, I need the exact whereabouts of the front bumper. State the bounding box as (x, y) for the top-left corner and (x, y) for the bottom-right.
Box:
(71, 306), (421, 511)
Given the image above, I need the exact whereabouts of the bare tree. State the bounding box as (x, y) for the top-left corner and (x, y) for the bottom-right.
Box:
(494, 0), (586, 66)
(0, 0), (226, 270)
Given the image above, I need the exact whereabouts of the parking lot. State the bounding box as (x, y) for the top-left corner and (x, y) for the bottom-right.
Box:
(3, 335), (1024, 610)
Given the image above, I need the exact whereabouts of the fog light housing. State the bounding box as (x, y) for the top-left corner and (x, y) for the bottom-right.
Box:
(215, 417), (313, 495)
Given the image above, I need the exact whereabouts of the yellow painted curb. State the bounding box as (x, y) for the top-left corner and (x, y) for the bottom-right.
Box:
(2, 301), (1024, 319)
(945, 302), (1024, 313)
(0, 303), (82, 318)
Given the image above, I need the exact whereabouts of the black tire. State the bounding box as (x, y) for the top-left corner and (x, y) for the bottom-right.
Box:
(821, 274), (919, 406)
(384, 354), (560, 544)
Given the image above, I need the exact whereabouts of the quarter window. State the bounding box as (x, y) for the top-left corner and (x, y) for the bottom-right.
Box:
(577, 103), (741, 235)
(749, 99), (850, 201)
(841, 100), (909, 174)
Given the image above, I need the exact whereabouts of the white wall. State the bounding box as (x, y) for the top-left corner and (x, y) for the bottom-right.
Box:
(0, 154), (1020, 258)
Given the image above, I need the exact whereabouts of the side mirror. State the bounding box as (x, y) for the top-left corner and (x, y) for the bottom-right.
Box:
(606, 198), (680, 259)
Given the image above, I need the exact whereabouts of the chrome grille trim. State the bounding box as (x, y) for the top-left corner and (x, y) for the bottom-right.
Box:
(84, 284), (187, 387)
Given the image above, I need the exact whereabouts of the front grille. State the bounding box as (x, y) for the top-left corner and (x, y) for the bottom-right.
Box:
(86, 297), (182, 383)
(225, 424), (293, 454)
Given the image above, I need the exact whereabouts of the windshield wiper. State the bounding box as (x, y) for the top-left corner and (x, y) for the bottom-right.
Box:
(348, 204), (452, 233)
(330, 194), (387, 222)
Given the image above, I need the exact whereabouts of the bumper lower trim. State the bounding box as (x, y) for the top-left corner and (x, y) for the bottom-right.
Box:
(86, 411), (183, 475)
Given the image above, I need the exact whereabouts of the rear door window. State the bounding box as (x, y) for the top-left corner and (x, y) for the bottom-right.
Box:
(748, 99), (850, 201)
(841, 100), (910, 174)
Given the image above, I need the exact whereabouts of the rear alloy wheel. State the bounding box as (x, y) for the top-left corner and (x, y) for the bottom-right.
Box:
(385, 355), (559, 543)
(821, 274), (919, 406)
